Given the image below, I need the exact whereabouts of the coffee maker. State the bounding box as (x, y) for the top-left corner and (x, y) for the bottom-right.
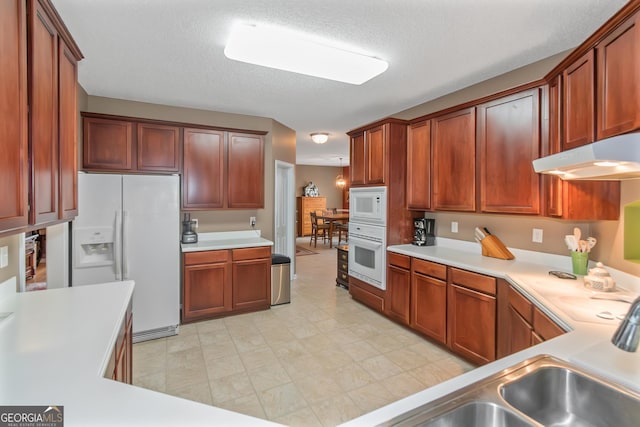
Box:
(413, 218), (435, 246)
(181, 213), (198, 244)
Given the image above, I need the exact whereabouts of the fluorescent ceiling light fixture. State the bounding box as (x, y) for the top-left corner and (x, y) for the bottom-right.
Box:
(224, 23), (388, 85)
(310, 133), (329, 144)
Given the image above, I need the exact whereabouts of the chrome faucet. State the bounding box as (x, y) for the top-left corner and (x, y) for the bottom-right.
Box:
(612, 296), (640, 352)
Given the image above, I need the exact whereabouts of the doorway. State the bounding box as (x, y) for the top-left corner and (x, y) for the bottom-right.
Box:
(275, 160), (295, 279)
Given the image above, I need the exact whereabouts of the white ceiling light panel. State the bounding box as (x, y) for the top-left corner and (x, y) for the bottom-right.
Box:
(224, 23), (388, 85)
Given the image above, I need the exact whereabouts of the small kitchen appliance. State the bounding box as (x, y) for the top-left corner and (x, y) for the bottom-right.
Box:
(413, 218), (435, 246)
(181, 213), (198, 244)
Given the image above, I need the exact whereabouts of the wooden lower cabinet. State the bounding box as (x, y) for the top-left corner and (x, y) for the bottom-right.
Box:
(411, 258), (447, 344)
(336, 245), (349, 288)
(182, 247), (270, 323)
(386, 252), (411, 326)
(107, 301), (133, 384)
(349, 276), (385, 313)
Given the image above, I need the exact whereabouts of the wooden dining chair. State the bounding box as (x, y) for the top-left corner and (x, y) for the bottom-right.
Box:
(310, 211), (330, 247)
(337, 222), (349, 243)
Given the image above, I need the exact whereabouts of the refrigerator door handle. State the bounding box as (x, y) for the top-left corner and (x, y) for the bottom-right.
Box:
(114, 210), (122, 280)
(123, 210), (130, 280)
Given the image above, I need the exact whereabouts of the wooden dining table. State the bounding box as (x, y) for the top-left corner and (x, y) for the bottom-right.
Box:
(316, 212), (349, 248)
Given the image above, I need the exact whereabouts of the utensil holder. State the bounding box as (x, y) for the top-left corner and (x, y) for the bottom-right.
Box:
(480, 235), (515, 260)
(571, 251), (589, 275)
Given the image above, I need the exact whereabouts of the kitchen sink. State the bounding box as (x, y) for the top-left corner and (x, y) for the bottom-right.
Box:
(380, 355), (640, 427)
(500, 365), (640, 427)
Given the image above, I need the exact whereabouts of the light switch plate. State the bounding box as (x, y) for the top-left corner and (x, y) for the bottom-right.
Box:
(532, 228), (543, 243)
(451, 221), (458, 233)
(0, 246), (8, 268)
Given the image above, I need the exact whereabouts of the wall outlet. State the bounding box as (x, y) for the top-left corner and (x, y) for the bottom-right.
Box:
(451, 221), (459, 233)
(0, 246), (8, 269)
(532, 228), (543, 243)
(193, 219), (198, 229)
(250, 216), (256, 227)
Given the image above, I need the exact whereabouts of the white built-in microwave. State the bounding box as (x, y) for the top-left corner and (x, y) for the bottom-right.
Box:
(349, 187), (387, 226)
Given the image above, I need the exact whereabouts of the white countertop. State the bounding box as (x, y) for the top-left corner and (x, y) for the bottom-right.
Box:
(338, 238), (640, 426)
(181, 230), (274, 252)
(0, 279), (279, 427)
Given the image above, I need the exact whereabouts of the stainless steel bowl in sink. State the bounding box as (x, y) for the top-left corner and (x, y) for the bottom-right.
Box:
(392, 401), (533, 427)
(500, 365), (640, 427)
(380, 355), (640, 427)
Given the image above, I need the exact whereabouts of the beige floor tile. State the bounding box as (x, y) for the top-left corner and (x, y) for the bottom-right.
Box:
(232, 333), (267, 353)
(239, 345), (279, 371)
(166, 332), (200, 353)
(299, 333), (334, 354)
(365, 333), (407, 353)
(309, 395), (365, 427)
(332, 362), (375, 391)
(287, 320), (321, 339)
(132, 352), (166, 379)
(132, 338), (166, 360)
(408, 363), (455, 388)
(201, 340), (238, 362)
(340, 340), (381, 362)
(205, 353), (246, 380)
(197, 328), (232, 346)
(270, 340), (310, 360)
(360, 354), (404, 381)
(248, 362), (291, 392)
(194, 318), (227, 333)
(314, 347), (354, 371)
(348, 382), (398, 413)
(169, 380), (213, 405)
(258, 382), (308, 419)
(274, 406), (323, 427)
(209, 371), (255, 404)
(217, 392), (266, 420)
(133, 371), (166, 393)
(383, 372), (428, 399)
(281, 353), (329, 380)
(385, 347), (432, 370)
(293, 374), (344, 404)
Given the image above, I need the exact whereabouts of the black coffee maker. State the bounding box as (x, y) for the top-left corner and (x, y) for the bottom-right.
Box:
(181, 213), (198, 244)
(413, 218), (435, 246)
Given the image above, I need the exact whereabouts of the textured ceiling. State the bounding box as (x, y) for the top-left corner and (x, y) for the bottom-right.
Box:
(52, 0), (626, 166)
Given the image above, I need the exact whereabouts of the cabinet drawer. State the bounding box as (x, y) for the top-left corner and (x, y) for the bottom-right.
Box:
(337, 271), (349, 283)
(508, 286), (533, 323)
(388, 252), (410, 269)
(184, 250), (229, 265)
(412, 258), (446, 280)
(450, 267), (496, 296)
(350, 282), (385, 312)
(232, 246), (271, 261)
(533, 307), (565, 341)
(338, 261), (349, 273)
(338, 249), (348, 262)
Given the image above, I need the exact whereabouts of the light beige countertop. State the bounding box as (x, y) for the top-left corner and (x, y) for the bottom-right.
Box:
(181, 230), (273, 252)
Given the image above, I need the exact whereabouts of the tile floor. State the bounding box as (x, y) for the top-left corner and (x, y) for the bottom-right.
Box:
(133, 237), (474, 426)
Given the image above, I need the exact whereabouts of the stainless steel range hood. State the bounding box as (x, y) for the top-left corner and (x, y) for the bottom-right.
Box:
(532, 133), (640, 180)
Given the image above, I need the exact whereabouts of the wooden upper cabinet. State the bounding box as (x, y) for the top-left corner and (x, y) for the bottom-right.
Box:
(0, 0), (29, 232)
(227, 133), (264, 209)
(365, 125), (386, 185)
(406, 120), (431, 210)
(563, 50), (595, 150)
(29, 0), (59, 225)
(349, 132), (366, 186)
(58, 39), (78, 220)
(137, 123), (180, 172)
(596, 11), (640, 139)
(182, 128), (225, 209)
(83, 117), (134, 171)
(432, 107), (476, 212)
(478, 89), (541, 214)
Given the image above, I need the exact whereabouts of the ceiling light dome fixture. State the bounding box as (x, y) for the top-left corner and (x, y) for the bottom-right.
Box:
(310, 132), (329, 144)
(224, 23), (389, 85)
(335, 157), (347, 189)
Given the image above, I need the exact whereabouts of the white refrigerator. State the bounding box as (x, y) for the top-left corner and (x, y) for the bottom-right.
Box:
(72, 173), (180, 342)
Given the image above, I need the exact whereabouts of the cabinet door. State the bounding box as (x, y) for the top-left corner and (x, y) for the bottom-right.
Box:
(137, 123), (180, 172)
(58, 39), (78, 220)
(563, 50), (595, 150)
(533, 306), (565, 341)
(350, 132), (366, 186)
(432, 108), (476, 212)
(411, 272), (447, 344)
(448, 284), (496, 365)
(507, 306), (533, 355)
(227, 133), (264, 209)
(478, 89), (540, 214)
(83, 117), (134, 171)
(386, 265), (411, 325)
(597, 12), (640, 139)
(29, 0), (59, 225)
(366, 125), (385, 185)
(182, 128), (225, 209)
(406, 120), (431, 210)
(0, 0), (28, 231)
(183, 262), (231, 322)
(232, 257), (270, 311)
